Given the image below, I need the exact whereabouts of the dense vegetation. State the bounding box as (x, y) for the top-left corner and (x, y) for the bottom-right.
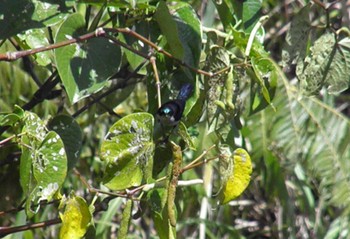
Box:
(0, 0), (349, 238)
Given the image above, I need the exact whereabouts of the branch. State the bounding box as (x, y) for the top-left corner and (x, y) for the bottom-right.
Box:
(0, 28), (107, 62)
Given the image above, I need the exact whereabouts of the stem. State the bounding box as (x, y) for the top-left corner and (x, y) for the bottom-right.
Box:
(0, 218), (61, 237)
(150, 56), (162, 108)
(0, 28), (107, 61)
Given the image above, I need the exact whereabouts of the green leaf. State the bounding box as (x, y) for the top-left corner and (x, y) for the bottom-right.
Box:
(249, 57), (278, 114)
(0, 105), (25, 126)
(242, 0), (262, 33)
(149, 189), (176, 239)
(20, 112), (67, 216)
(17, 28), (53, 66)
(100, 113), (154, 190)
(171, 3), (202, 68)
(32, 131), (67, 193)
(218, 147), (252, 204)
(324, 37), (350, 93)
(0, 0), (69, 39)
(154, 1), (184, 61)
(118, 21), (155, 74)
(296, 31), (350, 94)
(48, 115), (83, 171)
(155, 2), (202, 71)
(212, 0), (236, 30)
(177, 122), (196, 150)
(55, 13), (121, 103)
(203, 45), (231, 126)
(60, 194), (92, 239)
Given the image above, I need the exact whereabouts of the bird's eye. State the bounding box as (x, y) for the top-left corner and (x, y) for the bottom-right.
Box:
(163, 107), (173, 116)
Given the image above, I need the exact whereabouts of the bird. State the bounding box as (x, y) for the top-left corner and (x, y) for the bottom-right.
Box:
(156, 83), (194, 126)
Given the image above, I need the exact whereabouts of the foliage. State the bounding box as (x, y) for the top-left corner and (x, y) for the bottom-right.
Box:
(0, 0), (349, 239)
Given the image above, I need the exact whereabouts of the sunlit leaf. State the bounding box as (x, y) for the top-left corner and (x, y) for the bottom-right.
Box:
(100, 113), (154, 190)
(55, 13), (121, 103)
(17, 28), (52, 66)
(242, 0), (262, 33)
(60, 194), (92, 239)
(0, 0), (69, 39)
(218, 147), (252, 204)
(19, 112), (67, 217)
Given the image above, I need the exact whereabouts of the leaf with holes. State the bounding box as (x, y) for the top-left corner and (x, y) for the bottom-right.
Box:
(20, 112), (67, 217)
(100, 113), (154, 191)
(297, 32), (350, 94)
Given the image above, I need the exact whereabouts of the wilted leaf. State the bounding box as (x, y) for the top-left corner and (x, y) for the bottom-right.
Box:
(218, 147), (252, 204)
(60, 194), (92, 239)
(282, 3), (312, 67)
(297, 31), (336, 94)
(100, 113), (154, 190)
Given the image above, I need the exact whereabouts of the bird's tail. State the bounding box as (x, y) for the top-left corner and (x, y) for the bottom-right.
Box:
(177, 83), (194, 101)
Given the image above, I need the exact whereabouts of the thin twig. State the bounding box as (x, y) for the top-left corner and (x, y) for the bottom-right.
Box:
(150, 56), (162, 108)
(0, 28), (107, 62)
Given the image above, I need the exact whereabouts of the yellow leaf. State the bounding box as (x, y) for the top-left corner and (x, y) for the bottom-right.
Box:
(219, 148), (252, 204)
(59, 195), (92, 239)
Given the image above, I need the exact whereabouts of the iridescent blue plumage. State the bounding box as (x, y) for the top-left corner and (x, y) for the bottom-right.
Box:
(177, 83), (194, 101)
(156, 83), (194, 126)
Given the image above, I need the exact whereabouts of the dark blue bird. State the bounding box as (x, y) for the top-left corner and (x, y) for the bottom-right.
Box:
(157, 83), (193, 126)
